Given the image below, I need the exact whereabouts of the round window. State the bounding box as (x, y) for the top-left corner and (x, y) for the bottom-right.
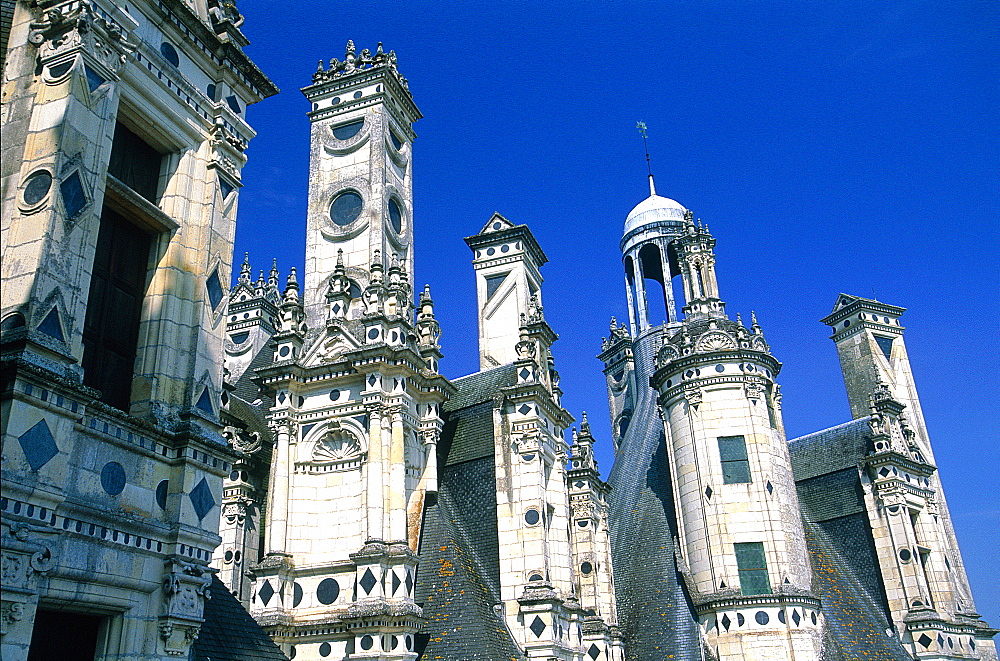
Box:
(580, 562), (593, 575)
(317, 577), (340, 605)
(388, 199), (402, 234)
(330, 191), (364, 226)
(524, 508), (540, 525)
(23, 171), (52, 206)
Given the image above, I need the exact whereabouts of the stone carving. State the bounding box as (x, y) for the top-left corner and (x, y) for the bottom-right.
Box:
(159, 559), (212, 657)
(208, 0), (244, 32)
(683, 386), (702, 408)
(29, 0), (135, 75)
(0, 601), (24, 636)
(744, 378), (766, 401)
(696, 331), (737, 352)
(312, 41), (409, 90)
(223, 426), (262, 456)
(312, 421), (363, 463)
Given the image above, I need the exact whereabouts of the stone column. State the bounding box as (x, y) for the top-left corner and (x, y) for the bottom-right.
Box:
(388, 406), (407, 542)
(264, 420), (291, 554)
(365, 404), (385, 541)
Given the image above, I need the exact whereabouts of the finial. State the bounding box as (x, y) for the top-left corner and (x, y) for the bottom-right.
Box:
(637, 121), (655, 196)
(316, 59), (324, 72)
(345, 40), (355, 58)
(239, 252), (252, 283)
(580, 411), (590, 434)
(421, 284), (432, 302)
(736, 312), (743, 326)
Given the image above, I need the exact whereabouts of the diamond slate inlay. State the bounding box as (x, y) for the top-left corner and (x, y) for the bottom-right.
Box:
(18, 419), (58, 471)
(359, 568), (377, 594)
(404, 570), (413, 595)
(391, 570), (401, 595)
(588, 643), (601, 659)
(518, 404), (531, 415)
(529, 615), (546, 638)
(721, 614), (731, 631)
(704, 485), (713, 500)
(257, 579), (274, 607)
(190, 477), (216, 520)
(519, 367), (531, 380)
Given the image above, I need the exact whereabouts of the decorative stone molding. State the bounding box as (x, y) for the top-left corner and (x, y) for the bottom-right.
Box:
(158, 559), (212, 657)
(29, 0), (135, 77)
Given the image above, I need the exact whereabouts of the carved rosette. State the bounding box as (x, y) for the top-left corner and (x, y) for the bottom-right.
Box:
(159, 559), (212, 657)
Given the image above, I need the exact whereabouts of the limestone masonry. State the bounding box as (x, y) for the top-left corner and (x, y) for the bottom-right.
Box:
(1, 2), (995, 660)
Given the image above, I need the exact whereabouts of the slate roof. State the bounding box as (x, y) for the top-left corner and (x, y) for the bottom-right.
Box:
(414, 363), (523, 660)
(194, 575), (288, 661)
(788, 417), (872, 481)
(606, 333), (702, 661)
(804, 520), (912, 660)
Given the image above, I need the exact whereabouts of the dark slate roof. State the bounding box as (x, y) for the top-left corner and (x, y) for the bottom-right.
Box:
(444, 364), (517, 412)
(233, 339), (275, 404)
(194, 575), (288, 661)
(804, 520), (912, 660)
(788, 417), (872, 481)
(415, 365), (522, 659)
(606, 333), (702, 661)
(796, 468), (866, 522)
(437, 364), (514, 467)
(416, 479), (524, 661)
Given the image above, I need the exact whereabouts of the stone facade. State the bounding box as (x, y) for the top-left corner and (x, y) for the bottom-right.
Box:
(0, 1), (279, 660)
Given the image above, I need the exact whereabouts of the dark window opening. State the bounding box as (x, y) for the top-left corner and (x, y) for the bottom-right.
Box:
(108, 122), (163, 203)
(28, 609), (105, 661)
(638, 243), (669, 326)
(485, 272), (508, 300)
(734, 541), (771, 596)
(160, 42), (179, 67)
(82, 207), (152, 411)
(719, 435), (751, 484)
(874, 335), (894, 361)
(624, 255), (638, 327)
(332, 119), (364, 140)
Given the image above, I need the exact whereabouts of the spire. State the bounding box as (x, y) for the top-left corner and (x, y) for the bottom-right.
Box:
(283, 267), (299, 303)
(268, 259), (279, 289)
(637, 121), (655, 196)
(238, 252), (252, 285)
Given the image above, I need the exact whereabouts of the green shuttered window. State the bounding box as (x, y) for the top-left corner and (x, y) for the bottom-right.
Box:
(719, 435), (751, 484)
(734, 542), (771, 595)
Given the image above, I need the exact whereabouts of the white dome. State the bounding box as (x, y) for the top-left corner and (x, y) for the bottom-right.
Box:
(624, 194), (687, 234)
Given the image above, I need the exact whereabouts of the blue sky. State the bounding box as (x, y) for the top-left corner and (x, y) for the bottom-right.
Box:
(234, 1), (998, 622)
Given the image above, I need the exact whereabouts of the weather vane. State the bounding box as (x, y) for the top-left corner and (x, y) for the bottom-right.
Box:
(637, 121), (652, 177)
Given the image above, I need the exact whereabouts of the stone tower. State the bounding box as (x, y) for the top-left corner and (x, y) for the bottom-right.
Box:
(465, 212), (548, 370)
(822, 296), (994, 659)
(246, 42), (452, 661)
(301, 40), (420, 329)
(649, 216), (823, 659)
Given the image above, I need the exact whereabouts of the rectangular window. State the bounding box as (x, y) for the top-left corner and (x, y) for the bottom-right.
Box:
(82, 206), (152, 410)
(29, 609), (105, 661)
(719, 435), (751, 484)
(107, 122), (163, 202)
(734, 541), (771, 596)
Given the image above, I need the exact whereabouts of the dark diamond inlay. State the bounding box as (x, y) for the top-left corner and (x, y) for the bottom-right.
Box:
(359, 568), (377, 594)
(519, 368), (531, 380)
(258, 579), (274, 606)
(530, 615), (546, 638)
(404, 570), (413, 595)
(588, 643), (601, 659)
(705, 486), (713, 499)
(391, 570), (401, 594)
(189, 477), (216, 520)
(518, 404), (531, 415)
(792, 609), (801, 626)
(721, 614), (731, 631)
(18, 419), (58, 471)
(766, 481), (774, 495)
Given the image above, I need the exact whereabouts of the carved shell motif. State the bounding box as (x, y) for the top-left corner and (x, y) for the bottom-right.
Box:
(313, 423), (362, 463)
(695, 331), (737, 353)
(656, 344), (680, 367)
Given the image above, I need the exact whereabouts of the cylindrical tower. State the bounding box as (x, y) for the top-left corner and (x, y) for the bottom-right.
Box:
(650, 217), (824, 660)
